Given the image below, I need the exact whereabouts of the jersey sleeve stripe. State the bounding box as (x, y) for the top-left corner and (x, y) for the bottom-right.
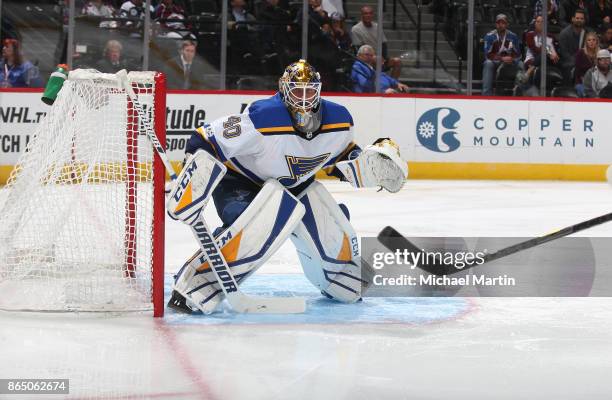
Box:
(223, 160), (241, 175)
(257, 126), (295, 133)
(195, 126), (226, 162)
(319, 127), (351, 134)
(195, 126), (207, 140)
(206, 135), (228, 162)
(320, 122), (352, 130)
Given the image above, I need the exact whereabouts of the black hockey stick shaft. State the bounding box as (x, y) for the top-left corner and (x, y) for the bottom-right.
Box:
(378, 211), (612, 276)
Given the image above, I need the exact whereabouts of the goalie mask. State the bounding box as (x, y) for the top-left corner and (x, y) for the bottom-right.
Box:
(279, 59), (322, 137)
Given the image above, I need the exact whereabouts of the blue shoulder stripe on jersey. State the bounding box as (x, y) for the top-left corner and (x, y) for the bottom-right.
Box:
(248, 93), (294, 130)
(319, 99), (354, 126)
(248, 93), (354, 131)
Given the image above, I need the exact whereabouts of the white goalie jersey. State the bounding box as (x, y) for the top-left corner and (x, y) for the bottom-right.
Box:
(188, 93), (358, 188)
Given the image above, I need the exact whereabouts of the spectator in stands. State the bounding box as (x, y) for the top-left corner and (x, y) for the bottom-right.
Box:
(583, 48), (612, 96)
(600, 25), (612, 50)
(533, 0), (561, 28)
(559, 9), (588, 83)
(351, 44), (409, 93)
(482, 14), (522, 96)
(574, 31), (599, 95)
(228, 0), (265, 72)
(351, 6), (402, 79)
(587, 0), (612, 32)
(154, 0), (192, 38)
(560, 0), (589, 26)
(164, 40), (213, 90)
(525, 15), (561, 69)
(228, 0), (258, 31)
(0, 39), (43, 88)
(257, 0), (292, 56)
(96, 39), (132, 73)
(119, 0), (155, 35)
(257, 0), (291, 22)
(329, 13), (352, 52)
(295, 0), (331, 35)
(522, 16), (562, 93)
(322, 0), (345, 18)
(81, 0), (117, 28)
(294, 0), (342, 87)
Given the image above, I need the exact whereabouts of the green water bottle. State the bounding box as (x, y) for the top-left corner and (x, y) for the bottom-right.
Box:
(41, 64), (69, 105)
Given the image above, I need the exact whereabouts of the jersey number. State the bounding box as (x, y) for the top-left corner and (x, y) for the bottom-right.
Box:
(223, 116), (241, 139)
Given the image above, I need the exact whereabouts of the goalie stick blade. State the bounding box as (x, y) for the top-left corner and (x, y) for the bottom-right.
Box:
(377, 226), (458, 276)
(226, 293), (306, 314)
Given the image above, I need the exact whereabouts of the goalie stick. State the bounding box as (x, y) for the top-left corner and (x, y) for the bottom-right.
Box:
(116, 70), (177, 181)
(378, 211), (612, 276)
(184, 209), (306, 313)
(117, 70), (306, 313)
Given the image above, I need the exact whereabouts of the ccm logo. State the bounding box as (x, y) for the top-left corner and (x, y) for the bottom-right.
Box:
(351, 236), (359, 257)
(173, 161), (198, 202)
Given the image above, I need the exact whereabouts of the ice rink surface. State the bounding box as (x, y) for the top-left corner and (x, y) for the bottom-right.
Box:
(2, 180), (612, 399)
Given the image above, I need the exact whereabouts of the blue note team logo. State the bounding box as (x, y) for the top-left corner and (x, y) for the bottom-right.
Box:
(416, 107), (461, 153)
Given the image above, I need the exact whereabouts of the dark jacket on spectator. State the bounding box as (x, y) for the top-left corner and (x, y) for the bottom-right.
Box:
(257, 2), (292, 53)
(257, 2), (291, 22)
(534, 0), (561, 25)
(329, 28), (352, 52)
(295, 5), (330, 39)
(164, 55), (213, 90)
(574, 48), (596, 83)
(587, 1), (612, 31)
(558, 24), (587, 70)
(95, 57), (132, 73)
(559, 0), (589, 26)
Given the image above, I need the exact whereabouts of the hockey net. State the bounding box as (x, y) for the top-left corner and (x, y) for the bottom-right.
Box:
(0, 70), (166, 316)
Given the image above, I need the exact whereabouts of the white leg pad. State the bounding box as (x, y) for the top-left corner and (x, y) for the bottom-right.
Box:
(173, 180), (305, 313)
(290, 181), (364, 303)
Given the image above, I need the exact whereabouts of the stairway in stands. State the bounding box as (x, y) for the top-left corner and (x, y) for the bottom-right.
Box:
(344, 0), (466, 93)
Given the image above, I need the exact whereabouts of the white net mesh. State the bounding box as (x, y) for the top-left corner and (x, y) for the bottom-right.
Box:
(0, 70), (160, 312)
